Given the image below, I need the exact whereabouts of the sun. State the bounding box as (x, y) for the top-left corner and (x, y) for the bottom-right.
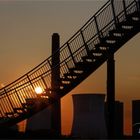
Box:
(35, 87), (43, 94)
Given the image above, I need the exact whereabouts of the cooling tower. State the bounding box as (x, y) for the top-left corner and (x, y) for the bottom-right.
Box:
(71, 94), (107, 139)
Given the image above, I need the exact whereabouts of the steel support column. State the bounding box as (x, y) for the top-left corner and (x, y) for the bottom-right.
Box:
(51, 33), (61, 136)
(107, 54), (115, 139)
(138, 0), (140, 10)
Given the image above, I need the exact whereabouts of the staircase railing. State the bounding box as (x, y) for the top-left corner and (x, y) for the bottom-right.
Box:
(0, 0), (139, 122)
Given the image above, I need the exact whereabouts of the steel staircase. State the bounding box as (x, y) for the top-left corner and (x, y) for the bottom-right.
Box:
(0, 0), (139, 128)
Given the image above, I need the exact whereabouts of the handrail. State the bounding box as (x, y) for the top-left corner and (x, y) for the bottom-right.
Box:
(0, 0), (139, 121)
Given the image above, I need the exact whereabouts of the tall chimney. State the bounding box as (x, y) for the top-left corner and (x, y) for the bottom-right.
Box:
(51, 33), (61, 135)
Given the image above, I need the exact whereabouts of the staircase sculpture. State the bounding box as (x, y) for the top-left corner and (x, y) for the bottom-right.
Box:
(0, 0), (139, 128)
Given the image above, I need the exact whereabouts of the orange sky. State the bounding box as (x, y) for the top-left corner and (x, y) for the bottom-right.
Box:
(0, 0), (140, 136)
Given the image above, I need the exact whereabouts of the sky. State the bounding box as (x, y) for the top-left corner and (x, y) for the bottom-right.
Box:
(0, 0), (140, 136)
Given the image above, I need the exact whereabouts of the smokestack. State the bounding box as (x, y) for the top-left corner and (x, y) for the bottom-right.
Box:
(51, 33), (61, 135)
(71, 93), (107, 139)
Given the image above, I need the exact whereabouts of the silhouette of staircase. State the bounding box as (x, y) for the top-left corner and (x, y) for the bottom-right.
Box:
(0, 0), (139, 128)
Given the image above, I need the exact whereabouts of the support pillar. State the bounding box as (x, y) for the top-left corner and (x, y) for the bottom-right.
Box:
(107, 54), (115, 139)
(138, 0), (140, 11)
(51, 33), (61, 136)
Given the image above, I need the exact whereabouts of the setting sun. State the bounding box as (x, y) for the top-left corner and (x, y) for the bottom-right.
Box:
(35, 87), (43, 94)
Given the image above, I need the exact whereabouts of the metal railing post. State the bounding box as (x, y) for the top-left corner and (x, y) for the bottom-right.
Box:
(138, 0), (140, 11)
(47, 59), (52, 68)
(27, 75), (35, 90)
(0, 103), (5, 117)
(41, 76), (49, 91)
(111, 0), (118, 28)
(122, 0), (127, 18)
(15, 88), (23, 107)
(4, 89), (14, 112)
(80, 30), (90, 55)
(67, 42), (76, 66)
(94, 15), (102, 41)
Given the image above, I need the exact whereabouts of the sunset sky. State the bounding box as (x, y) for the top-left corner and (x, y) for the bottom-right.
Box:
(0, 0), (140, 136)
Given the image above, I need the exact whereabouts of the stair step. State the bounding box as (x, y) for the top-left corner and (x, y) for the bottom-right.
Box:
(64, 71), (81, 77)
(82, 55), (95, 62)
(95, 42), (108, 48)
(70, 62), (83, 71)
(96, 47), (109, 52)
(60, 81), (70, 86)
(109, 30), (124, 37)
(69, 67), (83, 72)
(21, 103), (27, 108)
(13, 107), (25, 113)
(64, 62), (83, 72)
(109, 29), (126, 35)
(90, 48), (105, 54)
(60, 77), (73, 84)
(120, 24), (134, 30)
(95, 40), (116, 49)
(63, 72), (77, 78)
(99, 36), (117, 44)
(109, 27), (137, 38)
(91, 53), (102, 59)
(106, 35), (122, 41)
(60, 77), (73, 82)
(127, 11), (140, 18)
(69, 69), (83, 75)
(59, 84), (69, 91)
(119, 19), (138, 27)
(126, 16), (140, 23)
(5, 112), (14, 117)
(63, 74), (77, 80)
(75, 61), (95, 70)
(82, 52), (103, 62)
(116, 19), (135, 29)
(112, 27), (131, 34)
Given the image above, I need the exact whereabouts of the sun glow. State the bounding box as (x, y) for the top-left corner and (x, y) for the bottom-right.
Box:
(35, 87), (43, 94)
